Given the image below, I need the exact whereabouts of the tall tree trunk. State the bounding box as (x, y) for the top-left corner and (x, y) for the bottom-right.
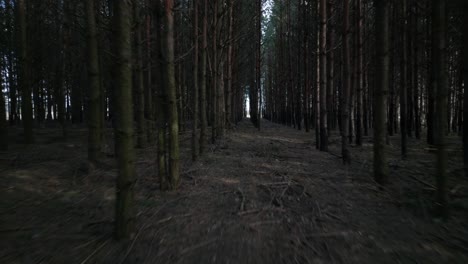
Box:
(256, 0), (262, 130)
(113, 0), (136, 239)
(0, 63), (7, 150)
(154, 0), (168, 190)
(86, 0), (102, 163)
(463, 1), (468, 177)
(341, 0), (351, 164)
(326, 0), (334, 135)
(434, 0), (448, 218)
(355, 0), (363, 146)
(17, 0), (33, 144)
(374, 0), (389, 184)
(164, 0), (180, 189)
(413, 4), (420, 139)
(319, 0), (328, 151)
(58, 0), (69, 138)
(134, 3), (146, 148)
(5, 0), (17, 125)
(212, 0), (218, 141)
(400, 0), (408, 159)
(226, 0), (234, 128)
(192, 0), (199, 161)
(145, 14), (153, 143)
(427, 0), (435, 145)
(199, 0), (208, 154)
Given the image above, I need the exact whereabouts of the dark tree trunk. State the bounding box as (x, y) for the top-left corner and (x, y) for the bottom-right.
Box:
(319, 0), (328, 151)
(164, 0), (180, 190)
(199, 0), (208, 154)
(134, 3), (147, 148)
(341, 0), (351, 164)
(374, 0), (390, 184)
(113, 0), (136, 239)
(17, 0), (34, 144)
(463, 1), (468, 177)
(192, 0), (199, 161)
(400, 0), (408, 159)
(0, 64), (7, 150)
(86, 0), (102, 163)
(433, 0), (448, 218)
(355, 0), (363, 146)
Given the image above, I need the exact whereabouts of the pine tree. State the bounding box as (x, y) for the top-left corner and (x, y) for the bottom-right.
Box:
(17, 0), (33, 144)
(374, 0), (390, 184)
(341, 0), (351, 164)
(192, 0), (200, 161)
(86, 0), (102, 163)
(433, 0), (448, 218)
(164, 0), (180, 189)
(113, 0), (136, 239)
(319, 0), (328, 151)
(199, 0), (208, 154)
(462, 1), (468, 178)
(0, 62), (7, 151)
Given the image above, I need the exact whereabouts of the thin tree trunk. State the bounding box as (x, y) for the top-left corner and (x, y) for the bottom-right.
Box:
(319, 0), (328, 151)
(226, 0), (234, 128)
(17, 0), (33, 144)
(0, 63), (7, 150)
(86, 0), (102, 163)
(356, 0), (363, 146)
(164, 0), (180, 190)
(113, 0), (136, 239)
(211, 0), (218, 141)
(463, 1), (468, 177)
(400, 0), (408, 159)
(374, 0), (389, 184)
(326, 0), (334, 136)
(341, 0), (351, 164)
(256, 0), (262, 130)
(433, 0), (448, 218)
(192, 0), (199, 161)
(199, 0), (208, 154)
(134, 3), (146, 148)
(427, 0), (435, 145)
(5, 0), (17, 125)
(145, 13), (153, 143)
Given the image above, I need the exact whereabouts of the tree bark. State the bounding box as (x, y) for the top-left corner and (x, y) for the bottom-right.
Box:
(433, 0), (448, 218)
(256, 0), (262, 131)
(463, 1), (468, 177)
(226, 0), (234, 128)
(374, 0), (390, 185)
(113, 0), (136, 239)
(164, 0), (180, 189)
(199, 0), (208, 154)
(400, 0), (408, 159)
(326, 0), (334, 135)
(17, 0), (34, 144)
(0, 62), (7, 150)
(134, 2), (146, 148)
(192, 0), (199, 161)
(319, 0), (328, 151)
(86, 0), (102, 163)
(341, 0), (351, 164)
(355, 0), (363, 146)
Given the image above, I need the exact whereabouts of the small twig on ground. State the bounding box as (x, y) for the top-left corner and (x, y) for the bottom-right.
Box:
(80, 239), (110, 264)
(408, 174), (436, 190)
(180, 238), (218, 255)
(316, 201), (322, 218)
(237, 187), (245, 211)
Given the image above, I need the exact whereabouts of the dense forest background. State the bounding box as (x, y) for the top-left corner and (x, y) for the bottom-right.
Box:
(1, 0), (468, 263)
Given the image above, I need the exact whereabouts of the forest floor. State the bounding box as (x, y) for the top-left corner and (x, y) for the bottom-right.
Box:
(1, 119), (468, 264)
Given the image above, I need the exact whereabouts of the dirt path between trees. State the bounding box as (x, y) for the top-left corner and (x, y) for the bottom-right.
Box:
(1, 120), (467, 263)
